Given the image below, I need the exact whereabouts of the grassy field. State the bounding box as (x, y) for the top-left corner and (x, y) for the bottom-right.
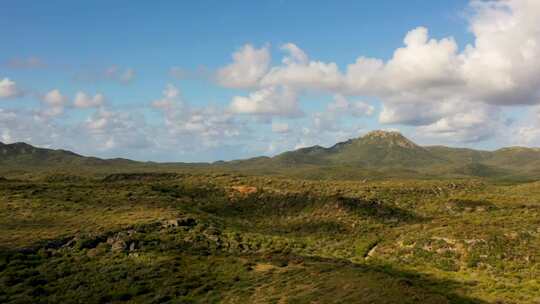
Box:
(1, 172), (539, 303)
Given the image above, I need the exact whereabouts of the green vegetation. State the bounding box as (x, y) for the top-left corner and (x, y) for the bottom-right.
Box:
(1, 172), (539, 303)
(2, 132), (540, 302)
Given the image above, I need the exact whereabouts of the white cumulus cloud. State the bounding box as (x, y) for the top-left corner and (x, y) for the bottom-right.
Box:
(43, 89), (67, 107)
(0, 78), (22, 99)
(271, 121), (290, 133)
(74, 91), (105, 108)
(261, 43), (343, 91)
(229, 86), (301, 117)
(216, 44), (271, 89)
(40, 89), (68, 117)
(152, 84), (245, 148)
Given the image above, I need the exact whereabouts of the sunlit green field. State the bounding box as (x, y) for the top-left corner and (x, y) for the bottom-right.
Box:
(1, 172), (539, 303)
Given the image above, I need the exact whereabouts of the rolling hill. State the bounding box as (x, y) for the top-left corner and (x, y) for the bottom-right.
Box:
(0, 141), (137, 169)
(2, 130), (540, 181)
(221, 130), (540, 181)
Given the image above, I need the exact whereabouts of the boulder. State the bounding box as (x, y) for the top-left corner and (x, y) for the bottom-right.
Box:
(162, 217), (197, 228)
(110, 239), (127, 252)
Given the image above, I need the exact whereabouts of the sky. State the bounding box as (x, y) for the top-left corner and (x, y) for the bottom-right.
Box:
(1, 0), (540, 162)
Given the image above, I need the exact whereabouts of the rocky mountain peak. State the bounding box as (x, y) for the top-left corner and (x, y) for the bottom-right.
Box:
(361, 130), (419, 149)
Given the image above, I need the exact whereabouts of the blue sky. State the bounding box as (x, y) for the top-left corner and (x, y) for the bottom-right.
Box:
(1, 0), (539, 161)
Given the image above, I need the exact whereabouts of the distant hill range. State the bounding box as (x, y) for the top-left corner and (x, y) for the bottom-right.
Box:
(221, 130), (540, 181)
(0, 141), (137, 168)
(2, 130), (540, 181)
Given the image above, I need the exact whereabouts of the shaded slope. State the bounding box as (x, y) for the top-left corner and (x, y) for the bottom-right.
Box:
(0, 141), (136, 168)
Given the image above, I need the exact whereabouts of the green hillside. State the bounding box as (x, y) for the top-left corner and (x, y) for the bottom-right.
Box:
(3, 130), (540, 181)
(222, 130), (540, 181)
(0, 142), (137, 168)
(324, 130), (443, 167)
(0, 142), (84, 165)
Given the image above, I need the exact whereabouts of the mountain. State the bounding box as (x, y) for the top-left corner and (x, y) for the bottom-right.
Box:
(230, 130), (441, 168)
(3, 131), (540, 181)
(1, 142), (82, 165)
(0, 141), (137, 169)
(323, 130), (443, 167)
(223, 130), (540, 181)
